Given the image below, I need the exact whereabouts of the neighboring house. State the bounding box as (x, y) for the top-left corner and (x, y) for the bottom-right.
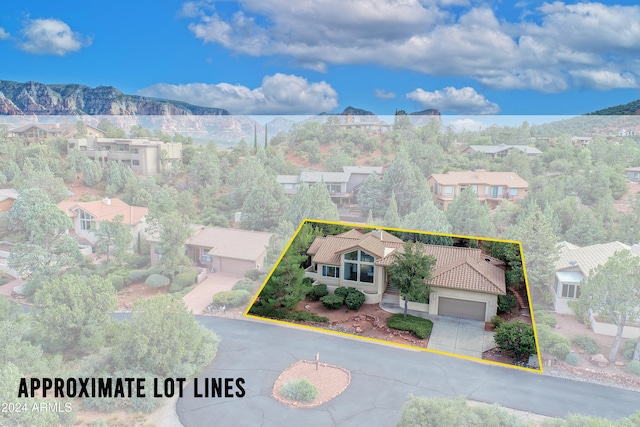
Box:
(552, 241), (634, 315)
(9, 123), (105, 142)
(0, 188), (19, 213)
(625, 166), (640, 182)
(277, 166), (383, 204)
(427, 170), (529, 210)
(57, 197), (148, 245)
(571, 136), (592, 146)
(150, 226), (272, 276)
(463, 145), (542, 158)
(338, 114), (391, 133)
(67, 137), (182, 176)
(618, 129), (636, 137)
(553, 241), (640, 338)
(304, 228), (506, 322)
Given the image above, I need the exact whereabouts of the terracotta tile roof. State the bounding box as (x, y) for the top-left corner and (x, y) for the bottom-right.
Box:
(428, 170), (529, 188)
(309, 229), (506, 294)
(58, 198), (147, 225)
(556, 241), (634, 277)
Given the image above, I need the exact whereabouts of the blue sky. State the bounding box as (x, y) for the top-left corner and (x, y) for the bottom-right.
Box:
(2, 0), (640, 116)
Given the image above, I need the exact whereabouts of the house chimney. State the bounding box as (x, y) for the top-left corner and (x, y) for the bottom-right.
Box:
(103, 197), (111, 205)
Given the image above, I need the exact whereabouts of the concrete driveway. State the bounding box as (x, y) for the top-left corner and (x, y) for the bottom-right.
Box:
(427, 316), (495, 359)
(182, 272), (243, 314)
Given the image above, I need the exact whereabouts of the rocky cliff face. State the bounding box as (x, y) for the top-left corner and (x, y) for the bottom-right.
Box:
(0, 80), (231, 116)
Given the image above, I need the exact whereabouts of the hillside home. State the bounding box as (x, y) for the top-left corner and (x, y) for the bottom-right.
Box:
(277, 166), (383, 205)
(427, 170), (529, 210)
(304, 228), (506, 322)
(9, 123), (105, 142)
(463, 145), (542, 158)
(57, 197), (148, 245)
(67, 137), (182, 176)
(625, 166), (640, 182)
(552, 241), (640, 338)
(149, 226), (272, 276)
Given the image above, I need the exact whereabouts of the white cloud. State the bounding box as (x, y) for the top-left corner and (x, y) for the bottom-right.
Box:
(137, 73), (339, 114)
(19, 18), (91, 55)
(181, 1), (640, 92)
(374, 89), (396, 100)
(406, 87), (500, 114)
(448, 118), (487, 132)
(0, 28), (10, 40)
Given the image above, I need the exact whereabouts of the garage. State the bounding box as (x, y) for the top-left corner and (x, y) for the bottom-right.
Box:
(438, 297), (486, 321)
(212, 257), (255, 276)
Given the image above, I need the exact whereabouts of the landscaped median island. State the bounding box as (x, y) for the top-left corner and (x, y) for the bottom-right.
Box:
(246, 219), (540, 369)
(272, 360), (351, 408)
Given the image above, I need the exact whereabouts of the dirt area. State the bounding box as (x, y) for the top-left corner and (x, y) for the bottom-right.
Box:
(538, 312), (640, 392)
(614, 180), (640, 213)
(272, 360), (351, 408)
(67, 180), (106, 201)
(115, 282), (167, 311)
(289, 299), (431, 348)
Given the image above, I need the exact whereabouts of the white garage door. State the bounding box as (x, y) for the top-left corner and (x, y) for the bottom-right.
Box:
(438, 297), (486, 321)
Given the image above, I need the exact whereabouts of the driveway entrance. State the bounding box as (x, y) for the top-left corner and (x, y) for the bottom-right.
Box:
(427, 316), (495, 359)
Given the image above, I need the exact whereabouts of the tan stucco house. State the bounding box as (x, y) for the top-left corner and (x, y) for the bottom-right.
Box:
(427, 170), (529, 210)
(552, 241), (640, 338)
(304, 228), (506, 322)
(149, 226), (272, 276)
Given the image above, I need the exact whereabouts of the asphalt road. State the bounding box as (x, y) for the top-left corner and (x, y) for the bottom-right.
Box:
(174, 316), (640, 427)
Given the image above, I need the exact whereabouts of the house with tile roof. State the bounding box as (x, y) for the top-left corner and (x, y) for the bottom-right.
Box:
(552, 241), (637, 315)
(304, 228), (506, 322)
(9, 123), (105, 142)
(427, 170), (529, 210)
(57, 197), (148, 245)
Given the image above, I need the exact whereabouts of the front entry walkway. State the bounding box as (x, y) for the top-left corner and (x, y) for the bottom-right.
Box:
(182, 272), (243, 314)
(427, 316), (495, 359)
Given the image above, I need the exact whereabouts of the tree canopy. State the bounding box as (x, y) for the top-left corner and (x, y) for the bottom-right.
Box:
(387, 241), (436, 318)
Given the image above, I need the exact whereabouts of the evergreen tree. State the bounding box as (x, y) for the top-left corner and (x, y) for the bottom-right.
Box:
(383, 191), (401, 228)
(504, 206), (559, 303)
(445, 188), (496, 237)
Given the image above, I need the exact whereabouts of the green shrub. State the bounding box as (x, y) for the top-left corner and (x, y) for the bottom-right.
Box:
(345, 289), (366, 311)
(244, 269), (261, 281)
(286, 311), (329, 322)
(624, 338), (638, 360)
(212, 290), (252, 308)
(490, 315), (504, 329)
(334, 287), (349, 299)
(169, 270), (199, 293)
(627, 361), (640, 376)
(145, 274), (170, 287)
(571, 335), (600, 354)
(308, 284), (329, 301)
(320, 294), (344, 310)
(232, 278), (256, 293)
(107, 274), (129, 291)
(248, 303), (288, 319)
(536, 324), (571, 359)
(387, 314), (433, 339)
(533, 310), (557, 328)
(565, 352), (579, 366)
(128, 269), (151, 283)
(497, 294), (517, 313)
(494, 321), (537, 361)
(128, 255), (150, 269)
(280, 378), (318, 402)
